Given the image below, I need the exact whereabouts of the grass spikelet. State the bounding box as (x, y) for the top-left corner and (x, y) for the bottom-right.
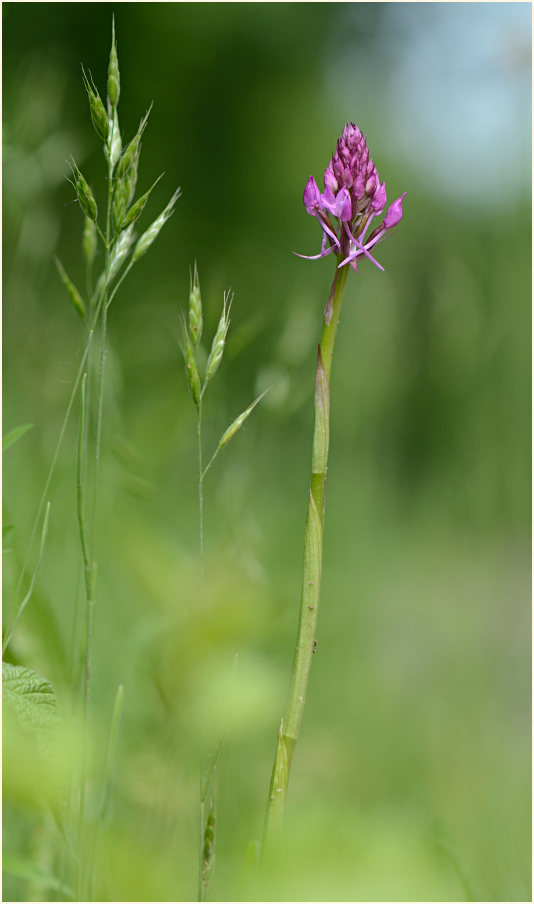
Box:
(131, 188), (181, 262)
(189, 262), (203, 350)
(108, 109), (122, 171)
(117, 106), (152, 180)
(120, 173), (164, 232)
(107, 17), (120, 109)
(180, 313), (201, 408)
(205, 290), (232, 384)
(81, 65), (109, 143)
(217, 387), (271, 453)
(54, 256), (87, 319)
(82, 217), (97, 269)
(70, 160), (98, 223)
(112, 179), (128, 234)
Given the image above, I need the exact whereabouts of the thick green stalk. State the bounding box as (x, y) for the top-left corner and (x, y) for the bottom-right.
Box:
(264, 264), (349, 843)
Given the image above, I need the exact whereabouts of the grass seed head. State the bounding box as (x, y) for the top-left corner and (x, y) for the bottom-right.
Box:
(180, 314), (201, 409)
(131, 188), (181, 262)
(107, 18), (120, 109)
(205, 291), (232, 384)
(82, 216), (97, 268)
(188, 262), (203, 350)
(112, 179), (128, 233)
(94, 224), (135, 298)
(120, 174), (164, 232)
(108, 110), (122, 171)
(117, 107), (151, 180)
(82, 65), (109, 143)
(70, 161), (98, 222)
(217, 388), (270, 452)
(124, 146), (140, 206)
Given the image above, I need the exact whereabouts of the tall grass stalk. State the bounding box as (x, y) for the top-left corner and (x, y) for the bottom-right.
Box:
(3, 22), (181, 900)
(180, 271), (267, 900)
(71, 29), (180, 898)
(74, 80), (112, 904)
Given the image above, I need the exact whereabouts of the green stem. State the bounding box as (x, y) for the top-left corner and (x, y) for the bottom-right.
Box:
(264, 264), (349, 844)
(197, 400), (204, 580)
(76, 152), (114, 903)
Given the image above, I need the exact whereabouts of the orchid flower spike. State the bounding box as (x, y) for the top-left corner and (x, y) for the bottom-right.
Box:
(296, 123), (406, 273)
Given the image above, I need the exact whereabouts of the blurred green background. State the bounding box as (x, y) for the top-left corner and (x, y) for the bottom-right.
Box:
(3, 3), (531, 901)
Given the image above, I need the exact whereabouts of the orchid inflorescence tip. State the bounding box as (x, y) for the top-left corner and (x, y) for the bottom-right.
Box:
(298, 122), (406, 274)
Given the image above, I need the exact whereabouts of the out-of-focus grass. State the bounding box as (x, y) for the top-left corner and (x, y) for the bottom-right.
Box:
(3, 4), (530, 902)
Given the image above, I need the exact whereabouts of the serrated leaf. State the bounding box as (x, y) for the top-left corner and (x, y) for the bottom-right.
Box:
(2, 663), (59, 749)
(3, 423), (34, 452)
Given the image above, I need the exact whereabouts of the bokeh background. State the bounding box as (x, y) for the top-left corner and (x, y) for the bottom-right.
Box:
(3, 3), (531, 901)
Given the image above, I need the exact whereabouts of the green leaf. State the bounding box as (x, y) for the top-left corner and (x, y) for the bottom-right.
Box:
(3, 423), (34, 452)
(2, 852), (74, 899)
(2, 663), (59, 750)
(99, 683), (124, 822)
(3, 523), (15, 553)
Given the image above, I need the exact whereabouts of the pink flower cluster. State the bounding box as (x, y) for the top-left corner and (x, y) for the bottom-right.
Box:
(298, 123), (406, 272)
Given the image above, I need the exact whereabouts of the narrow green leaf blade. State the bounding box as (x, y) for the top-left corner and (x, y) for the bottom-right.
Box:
(2, 852), (74, 899)
(3, 523), (15, 553)
(54, 257), (87, 320)
(3, 423), (34, 452)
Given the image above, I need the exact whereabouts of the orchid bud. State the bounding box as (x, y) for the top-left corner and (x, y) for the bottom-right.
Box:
(384, 192), (407, 229)
(372, 181), (387, 213)
(323, 164), (337, 194)
(303, 176), (321, 214)
(365, 174), (377, 196)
